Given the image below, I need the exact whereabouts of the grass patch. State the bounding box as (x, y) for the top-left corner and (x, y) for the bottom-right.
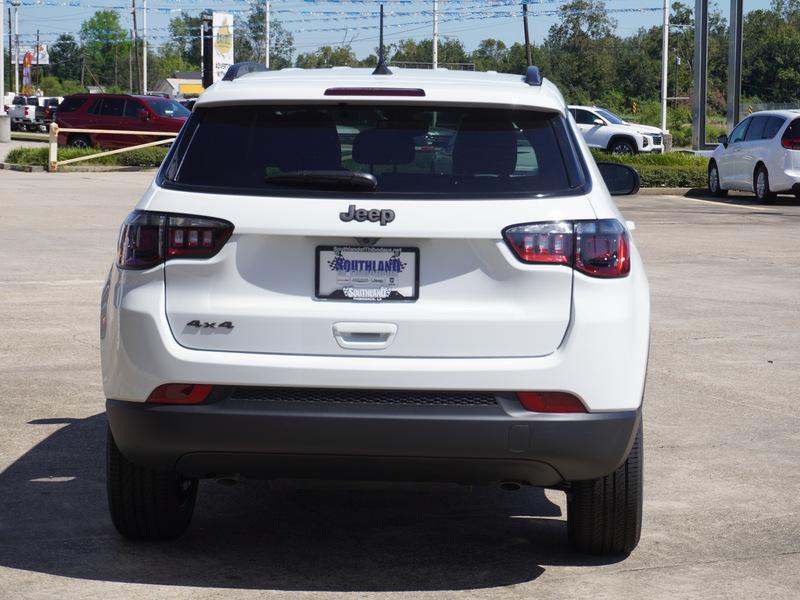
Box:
(5, 146), (169, 168)
(591, 149), (708, 188)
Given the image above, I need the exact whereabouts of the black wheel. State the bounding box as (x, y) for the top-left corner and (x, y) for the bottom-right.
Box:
(609, 139), (636, 155)
(567, 421), (643, 555)
(106, 426), (198, 540)
(69, 134), (91, 149)
(708, 161), (728, 197)
(754, 164), (777, 204)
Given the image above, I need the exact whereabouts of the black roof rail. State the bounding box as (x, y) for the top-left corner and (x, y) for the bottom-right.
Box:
(524, 65), (542, 86)
(222, 62), (268, 82)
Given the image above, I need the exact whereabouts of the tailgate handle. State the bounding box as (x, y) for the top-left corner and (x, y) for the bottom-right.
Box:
(333, 322), (397, 350)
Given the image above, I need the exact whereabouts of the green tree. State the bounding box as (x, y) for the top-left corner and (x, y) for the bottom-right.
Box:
(390, 38), (469, 66)
(147, 46), (194, 90)
(243, 6), (294, 69)
(743, 8), (800, 102)
(49, 34), (83, 82)
(79, 10), (130, 87)
(295, 45), (356, 68)
(471, 39), (509, 72)
(544, 0), (618, 100)
(166, 13), (203, 68)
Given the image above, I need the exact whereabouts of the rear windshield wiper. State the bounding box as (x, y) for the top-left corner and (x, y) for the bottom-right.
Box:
(264, 171), (377, 192)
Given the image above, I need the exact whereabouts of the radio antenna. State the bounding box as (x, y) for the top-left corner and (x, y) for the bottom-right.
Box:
(372, 4), (392, 75)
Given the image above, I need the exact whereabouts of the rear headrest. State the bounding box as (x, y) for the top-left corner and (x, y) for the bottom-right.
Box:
(352, 128), (416, 165)
(452, 115), (518, 176)
(275, 111), (342, 172)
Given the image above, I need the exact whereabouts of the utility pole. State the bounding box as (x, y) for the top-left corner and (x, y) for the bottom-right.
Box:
(129, 31), (132, 92)
(265, 0), (270, 68)
(522, 2), (532, 67)
(131, 0), (141, 94)
(0, 0), (4, 112)
(142, 0), (147, 94)
(12, 0), (18, 94)
(432, 0), (438, 69)
(659, 0), (669, 133)
(35, 28), (38, 90)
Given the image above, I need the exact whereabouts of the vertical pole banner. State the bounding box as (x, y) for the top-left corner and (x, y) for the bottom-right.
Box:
(22, 50), (32, 95)
(212, 12), (234, 84)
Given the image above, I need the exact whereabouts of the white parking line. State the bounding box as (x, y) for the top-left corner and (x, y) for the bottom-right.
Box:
(0, 279), (104, 286)
(679, 196), (781, 212)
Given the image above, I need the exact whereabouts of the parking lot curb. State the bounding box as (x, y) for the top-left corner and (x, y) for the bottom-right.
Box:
(638, 187), (698, 196)
(0, 162), (45, 173)
(58, 165), (158, 173)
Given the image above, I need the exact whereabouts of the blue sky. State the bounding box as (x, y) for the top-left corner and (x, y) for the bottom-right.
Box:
(7, 0), (774, 60)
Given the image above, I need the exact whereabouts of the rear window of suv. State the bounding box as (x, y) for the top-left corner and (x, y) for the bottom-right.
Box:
(160, 105), (587, 198)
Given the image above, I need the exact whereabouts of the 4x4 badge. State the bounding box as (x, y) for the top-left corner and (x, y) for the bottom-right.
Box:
(340, 205), (395, 226)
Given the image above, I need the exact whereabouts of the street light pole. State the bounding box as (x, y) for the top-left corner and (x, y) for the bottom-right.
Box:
(0, 0), (4, 112)
(660, 0), (669, 133)
(142, 0), (147, 94)
(432, 0), (438, 69)
(265, 0), (270, 69)
(12, 0), (19, 94)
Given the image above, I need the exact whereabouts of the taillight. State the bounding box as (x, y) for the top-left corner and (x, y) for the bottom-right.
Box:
(517, 391), (587, 413)
(503, 219), (630, 277)
(147, 384), (213, 405)
(782, 138), (800, 150)
(116, 210), (233, 270)
(574, 219), (629, 277)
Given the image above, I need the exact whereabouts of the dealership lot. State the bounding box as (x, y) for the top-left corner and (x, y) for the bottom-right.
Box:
(0, 170), (798, 599)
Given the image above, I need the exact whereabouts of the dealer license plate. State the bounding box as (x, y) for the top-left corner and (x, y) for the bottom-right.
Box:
(316, 246), (419, 301)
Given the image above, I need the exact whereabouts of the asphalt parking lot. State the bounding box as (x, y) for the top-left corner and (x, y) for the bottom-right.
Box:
(1, 169), (798, 599)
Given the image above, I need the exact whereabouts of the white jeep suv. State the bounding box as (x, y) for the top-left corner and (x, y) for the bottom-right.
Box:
(569, 105), (661, 154)
(708, 110), (800, 202)
(102, 64), (650, 555)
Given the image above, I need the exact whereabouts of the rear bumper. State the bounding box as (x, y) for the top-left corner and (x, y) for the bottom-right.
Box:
(106, 395), (641, 486)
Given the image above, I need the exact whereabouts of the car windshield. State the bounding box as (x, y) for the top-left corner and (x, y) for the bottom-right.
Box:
(595, 109), (627, 125)
(161, 104), (586, 198)
(144, 98), (190, 118)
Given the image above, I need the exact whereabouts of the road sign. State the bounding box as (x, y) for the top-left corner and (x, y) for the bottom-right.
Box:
(631, 101), (638, 114)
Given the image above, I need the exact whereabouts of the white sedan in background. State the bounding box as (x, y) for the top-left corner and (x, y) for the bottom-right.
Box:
(708, 110), (800, 203)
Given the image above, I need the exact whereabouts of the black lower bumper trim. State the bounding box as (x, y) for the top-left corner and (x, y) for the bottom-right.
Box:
(107, 397), (640, 486)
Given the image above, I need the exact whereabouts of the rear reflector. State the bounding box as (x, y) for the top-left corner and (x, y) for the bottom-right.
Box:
(324, 87), (426, 97)
(503, 219), (630, 278)
(116, 210), (233, 270)
(517, 391), (587, 413)
(147, 384), (213, 405)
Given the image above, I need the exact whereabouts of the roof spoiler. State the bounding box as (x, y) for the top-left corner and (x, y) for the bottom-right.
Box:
(222, 62), (268, 82)
(524, 66), (542, 86)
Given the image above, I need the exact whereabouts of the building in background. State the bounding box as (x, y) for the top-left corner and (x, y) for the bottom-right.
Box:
(151, 71), (203, 99)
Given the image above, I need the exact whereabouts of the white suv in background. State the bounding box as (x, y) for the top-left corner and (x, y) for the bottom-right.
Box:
(102, 64), (650, 555)
(708, 110), (800, 202)
(569, 105), (662, 154)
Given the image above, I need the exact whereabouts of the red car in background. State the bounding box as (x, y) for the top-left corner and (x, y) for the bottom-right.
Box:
(56, 94), (190, 149)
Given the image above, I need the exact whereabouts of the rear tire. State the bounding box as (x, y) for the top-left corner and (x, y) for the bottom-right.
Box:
(106, 426), (198, 540)
(69, 134), (91, 149)
(567, 421), (643, 555)
(708, 161), (728, 197)
(754, 164), (777, 204)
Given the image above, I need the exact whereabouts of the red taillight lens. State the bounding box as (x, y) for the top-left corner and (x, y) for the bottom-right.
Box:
(782, 138), (800, 150)
(575, 219), (629, 278)
(503, 219), (629, 278)
(147, 384), (213, 405)
(116, 210), (233, 269)
(517, 391), (587, 413)
(502, 221), (573, 264)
